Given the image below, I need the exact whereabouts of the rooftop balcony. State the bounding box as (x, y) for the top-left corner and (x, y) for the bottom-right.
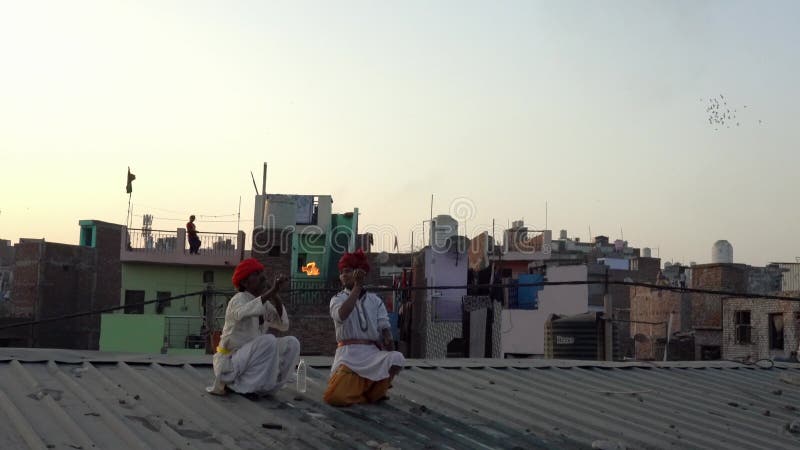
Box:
(121, 227), (249, 267)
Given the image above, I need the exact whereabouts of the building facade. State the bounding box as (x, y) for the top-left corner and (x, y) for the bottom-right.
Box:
(0, 239), (13, 305)
(501, 264), (590, 357)
(251, 193), (358, 356)
(722, 296), (800, 361)
(0, 220), (122, 349)
(630, 262), (786, 361)
(99, 220), (248, 355)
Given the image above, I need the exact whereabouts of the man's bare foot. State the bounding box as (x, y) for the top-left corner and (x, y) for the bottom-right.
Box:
(206, 378), (227, 395)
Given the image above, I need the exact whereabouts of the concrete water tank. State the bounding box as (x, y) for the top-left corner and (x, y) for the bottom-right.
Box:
(712, 240), (733, 264)
(642, 247), (652, 258)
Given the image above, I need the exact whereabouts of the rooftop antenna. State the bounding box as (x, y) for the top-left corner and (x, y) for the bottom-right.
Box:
(262, 162), (267, 196)
(491, 218), (495, 255)
(250, 171), (259, 195)
(545, 201), (548, 230)
(430, 194), (434, 246)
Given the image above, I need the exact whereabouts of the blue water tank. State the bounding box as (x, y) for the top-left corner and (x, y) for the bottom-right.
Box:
(517, 274), (543, 309)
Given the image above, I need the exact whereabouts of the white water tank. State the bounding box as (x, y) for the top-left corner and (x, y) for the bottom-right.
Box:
(559, 230), (568, 240)
(642, 247), (652, 258)
(263, 194), (296, 229)
(431, 215), (458, 251)
(712, 240), (733, 264)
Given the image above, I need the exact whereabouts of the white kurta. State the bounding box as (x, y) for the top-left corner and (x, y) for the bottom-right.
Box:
(329, 289), (405, 381)
(213, 291), (300, 394)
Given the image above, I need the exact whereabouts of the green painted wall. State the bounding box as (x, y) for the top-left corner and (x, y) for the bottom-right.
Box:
(100, 314), (165, 353)
(166, 348), (207, 356)
(99, 314), (207, 355)
(327, 214), (355, 282)
(111, 263), (235, 352)
(293, 233), (328, 280)
(120, 263), (234, 315)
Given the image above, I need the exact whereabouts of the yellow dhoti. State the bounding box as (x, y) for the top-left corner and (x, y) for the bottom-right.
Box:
(323, 365), (392, 406)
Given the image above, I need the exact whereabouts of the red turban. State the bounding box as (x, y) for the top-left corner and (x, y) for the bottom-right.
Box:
(232, 258), (265, 289)
(338, 249), (370, 273)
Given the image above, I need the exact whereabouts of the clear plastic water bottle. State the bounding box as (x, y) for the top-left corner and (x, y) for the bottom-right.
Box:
(296, 359), (307, 393)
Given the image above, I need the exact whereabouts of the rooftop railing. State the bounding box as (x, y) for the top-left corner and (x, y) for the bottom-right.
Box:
(123, 228), (244, 258)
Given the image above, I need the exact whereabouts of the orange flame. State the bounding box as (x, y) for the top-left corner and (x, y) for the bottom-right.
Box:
(302, 262), (320, 276)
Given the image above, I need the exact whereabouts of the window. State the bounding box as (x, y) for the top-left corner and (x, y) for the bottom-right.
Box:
(734, 311), (751, 344)
(700, 346), (721, 361)
(80, 227), (94, 247)
(769, 313), (784, 350)
(155, 291), (171, 314)
(124, 290), (145, 314)
(203, 270), (214, 283)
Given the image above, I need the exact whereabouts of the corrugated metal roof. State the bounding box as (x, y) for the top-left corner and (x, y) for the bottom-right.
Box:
(774, 262), (800, 291)
(1, 349), (800, 449)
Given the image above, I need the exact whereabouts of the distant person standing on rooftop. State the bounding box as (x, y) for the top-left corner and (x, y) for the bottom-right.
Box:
(187, 215), (201, 254)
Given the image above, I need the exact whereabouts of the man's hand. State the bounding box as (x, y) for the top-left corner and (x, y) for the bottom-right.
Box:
(337, 268), (366, 322)
(352, 268), (366, 287)
(261, 274), (288, 304)
(381, 329), (394, 351)
(273, 274), (288, 291)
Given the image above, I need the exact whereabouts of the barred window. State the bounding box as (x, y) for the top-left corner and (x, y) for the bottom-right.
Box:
(734, 311), (751, 344)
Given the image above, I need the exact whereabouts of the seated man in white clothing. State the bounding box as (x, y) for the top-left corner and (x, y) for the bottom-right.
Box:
(324, 249), (405, 406)
(207, 258), (300, 396)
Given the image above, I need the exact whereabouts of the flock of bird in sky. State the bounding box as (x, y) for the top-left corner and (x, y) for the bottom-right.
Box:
(703, 95), (762, 131)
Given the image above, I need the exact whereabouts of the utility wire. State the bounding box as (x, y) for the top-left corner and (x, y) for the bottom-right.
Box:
(0, 291), (208, 331)
(132, 215), (252, 223)
(2, 281), (799, 331)
(132, 204), (238, 218)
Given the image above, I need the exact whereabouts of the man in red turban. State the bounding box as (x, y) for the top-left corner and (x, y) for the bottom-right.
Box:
(323, 249), (405, 406)
(207, 258), (300, 397)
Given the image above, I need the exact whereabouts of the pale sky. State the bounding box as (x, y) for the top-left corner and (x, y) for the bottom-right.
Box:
(1, 1), (798, 266)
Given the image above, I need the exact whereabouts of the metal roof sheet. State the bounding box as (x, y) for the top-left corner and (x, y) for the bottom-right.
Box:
(1, 349), (799, 449)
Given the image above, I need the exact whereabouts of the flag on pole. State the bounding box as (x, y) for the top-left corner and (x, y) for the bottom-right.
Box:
(126, 167), (136, 194)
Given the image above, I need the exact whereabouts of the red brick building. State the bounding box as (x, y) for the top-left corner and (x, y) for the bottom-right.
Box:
(0, 221), (122, 349)
(631, 263), (785, 361)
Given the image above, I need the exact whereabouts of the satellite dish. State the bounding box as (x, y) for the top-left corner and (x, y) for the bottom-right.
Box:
(377, 251), (389, 264)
